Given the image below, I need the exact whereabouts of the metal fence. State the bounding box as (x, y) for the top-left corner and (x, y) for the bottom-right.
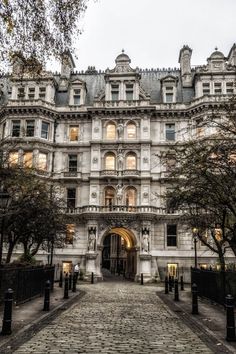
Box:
(0, 266), (54, 304)
(191, 268), (236, 305)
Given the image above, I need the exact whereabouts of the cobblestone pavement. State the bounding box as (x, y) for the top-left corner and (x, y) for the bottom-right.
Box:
(13, 281), (213, 354)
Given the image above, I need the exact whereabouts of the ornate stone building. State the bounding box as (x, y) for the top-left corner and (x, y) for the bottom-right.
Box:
(1, 44), (236, 281)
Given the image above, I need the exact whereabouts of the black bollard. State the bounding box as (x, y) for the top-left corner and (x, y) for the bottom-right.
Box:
(192, 283), (198, 315)
(69, 273), (72, 290)
(141, 273), (144, 285)
(174, 279), (179, 301)
(91, 272), (94, 284)
(43, 280), (51, 311)
(165, 276), (169, 294)
(59, 270), (63, 288)
(169, 276), (172, 292)
(225, 294), (236, 341)
(64, 273), (69, 299)
(72, 273), (77, 293)
(171, 276), (175, 289)
(1, 288), (13, 335)
(180, 275), (184, 291)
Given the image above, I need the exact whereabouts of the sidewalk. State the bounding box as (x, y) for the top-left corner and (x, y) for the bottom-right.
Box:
(0, 283), (84, 353)
(157, 285), (236, 354)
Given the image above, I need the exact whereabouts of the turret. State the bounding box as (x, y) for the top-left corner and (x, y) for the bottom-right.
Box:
(178, 45), (192, 87)
(228, 43), (236, 66)
(60, 50), (75, 79)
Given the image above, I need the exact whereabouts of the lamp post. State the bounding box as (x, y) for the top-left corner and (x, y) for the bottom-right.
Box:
(192, 227), (198, 269)
(0, 191), (10, 266)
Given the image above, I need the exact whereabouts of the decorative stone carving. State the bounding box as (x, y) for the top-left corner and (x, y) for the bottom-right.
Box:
(143, 192), (149, 198)
(117, 149), (124, 170)
(116, 184), (123, 200)
(92, 157), (98, 163)
(143, 126), (148, 132)
(117, 122), (124, 139)
(143, 157), (148, 163)
(141, 228), (149, 252)
(94, 127), (99, 133)
(88, 227), (96, 251)
(91, 192), (97, 198)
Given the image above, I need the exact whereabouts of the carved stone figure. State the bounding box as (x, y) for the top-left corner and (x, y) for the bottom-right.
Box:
(142, 229), (149, 252)
(117, 123), (124, 139)
(117, 150), (124, 170)
(88, 228), (96, 251)
(116, 184), (123, 200)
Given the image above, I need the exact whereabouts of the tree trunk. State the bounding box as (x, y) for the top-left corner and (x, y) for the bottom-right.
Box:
(6, 242), (15, 263)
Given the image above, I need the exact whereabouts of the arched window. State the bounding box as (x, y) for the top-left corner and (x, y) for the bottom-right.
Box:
(105, 153), (116, 170)
(104, 187), (116, 207)
(106, 123), (116, 140)
(125, 187), (137, 207)
(127, 123), (136, 139)
(126, 153), (137, 170)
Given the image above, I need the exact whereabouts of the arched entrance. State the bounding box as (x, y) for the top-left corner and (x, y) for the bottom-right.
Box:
(101, 227), (137, 280)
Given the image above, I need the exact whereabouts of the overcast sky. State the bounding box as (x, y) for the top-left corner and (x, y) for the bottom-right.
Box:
(67, 0), (236, 71)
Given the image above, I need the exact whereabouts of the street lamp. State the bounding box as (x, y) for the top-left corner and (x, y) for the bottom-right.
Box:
(0, 191), (10, 266)
(192, 227), (198, 268)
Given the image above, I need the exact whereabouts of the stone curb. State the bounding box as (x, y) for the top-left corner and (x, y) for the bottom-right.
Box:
(0, 290), (86, 354)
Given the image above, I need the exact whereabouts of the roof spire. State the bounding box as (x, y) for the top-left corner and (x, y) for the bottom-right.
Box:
(122, 49), (125, 53)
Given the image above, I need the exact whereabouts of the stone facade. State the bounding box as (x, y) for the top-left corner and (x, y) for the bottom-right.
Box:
(1, 45), (236, 282)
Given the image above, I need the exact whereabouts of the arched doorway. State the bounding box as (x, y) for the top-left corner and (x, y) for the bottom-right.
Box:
(101, 227), (137, 280)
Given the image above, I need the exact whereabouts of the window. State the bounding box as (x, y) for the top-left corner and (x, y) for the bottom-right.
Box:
(167, 224), (177, 247)
(104, 187), (115, 207)
(9, 152), (19, 165)
(126, 154), (137, 170)
(164, 86), (174, 103)
(28, 87), (35, 99)
(106, 123), (116, 140)
(12, 120), (21, 137)
(38, 152), (47, 170)
(73, 89), (81, 105)
(202, 82), (210, 95)
(196, 126), (204, 137)
(125, 187), (137, 207)
(127, 123), (136, 139)
(23, 152), (33, 168)
(39, 87), (46, 99)
(226, 82), (234, 95)
(65, 224), (75, 244)
(2, 122), (6, 138)
(165, 123), (175, 141)
(167, 263), (178, 277)
(17, 87), (25, 99)
(69, 126), (79, 141)
(41, 121), (49, 139)
(67, 188), (76, 209)
(105, 154), (115, 170)
(125, 84), (133, 100)
(214, 82), (222, 94)
(111, 84), (119, 101)
(26, 120), (35, 137)
(68, 155), (77, 172)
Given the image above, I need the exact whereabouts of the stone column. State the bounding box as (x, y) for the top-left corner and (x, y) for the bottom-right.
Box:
(139, 254), (152, 283)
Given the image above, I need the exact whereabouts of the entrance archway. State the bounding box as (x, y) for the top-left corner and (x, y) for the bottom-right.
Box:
(101, 227), (137, 280)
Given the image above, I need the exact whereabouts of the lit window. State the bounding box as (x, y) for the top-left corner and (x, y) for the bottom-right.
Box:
(38, 153), (47, 170)
(111, 84), (119, 101)
(69, 126), (79, 141)
(214, 82), (222, 94)
(17, 87), (25, 99)
(68, 155), (77, 172)
(127, 123), (136, 139)
(39, 87), (46, 99)
(106, 123), (116, 139)
(66, 224), (75, 244)
(202, 82), (210, 95)
(12, 120), (21, 137)
(125, 84), (133, 100)
(167, 263), (178, 277)
(67, 188), (76, 209)
(125, 187), (136, 207)
(28, 87), (35, 99)
(104, 187), (115, 206)
(41, 121), (49, 139)
(167, 224), (177, 247)
(9, 152), (19, 165)
(23, 152), (33, 168)
(105, 154), (115, 170)
(165, 123), (175, 141)
(73, 89), (81, 105)
(126, 154), (136, 169)
(26, 120), (35, 137)
(196, 126), (204, 137)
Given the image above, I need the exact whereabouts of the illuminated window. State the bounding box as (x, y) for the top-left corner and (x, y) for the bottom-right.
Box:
(104, 187), (115, 206)
(12, 120), (21, 137)
(125, 84), (133, 100)
(126, 154), (137, 170)
(23, 152), (33, 168)
(127, 123), (136, 139)
(9, 152), (19, 165)
(73, 89), (81, 105)
(125, 187), (137, 207)
(26, 120), (35, 137)
(106, 123), (116, 139)
(38, 153), (47, 170)
(196, 126), (204, 137)
(167, 224), (177, 247)
(67, 188), (76, 209)
(167, 263), (178, 277)
(41, 121), (49, 139)
(65, 224), (75, 244)
(105, 154), (115, 170)
(69, 126), (79, 141)
(68, 155), (77, 172)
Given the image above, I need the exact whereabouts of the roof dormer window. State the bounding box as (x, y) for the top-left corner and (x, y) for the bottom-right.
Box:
(73, 89), (81, 105)
(214, 82), (222, 94)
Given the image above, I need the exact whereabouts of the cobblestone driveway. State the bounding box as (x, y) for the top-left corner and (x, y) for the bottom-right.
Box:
(14, 281), (212, 354)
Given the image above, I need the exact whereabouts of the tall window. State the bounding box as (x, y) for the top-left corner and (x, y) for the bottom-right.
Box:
(167, 224), (177, 247)
(165, 123), (175, 141)
(9, 152), (19, 166)
(26, 120), (35, 137)
(126, 154), (137, 170)
(23, 152), (33, 168)
(67, 188), (76, 209)
(127, 123), (136, 139)
(226, 82), (234, 95)
(104, 187), (115, 207)
(17, 87), (25, 99)
(105, 154), (115, 170)
(111, 84), (119, 101)
(28, 87), (35, 99)
(214, 82), (222, 94)
(106, 123), (116, 140)
(69, 126), (79, 141)
(125, 84), (133, 100)
(65, 224), (75, 244)
(73, 89), (81, 105)
(202, 82), (210, 95)
(41, 121), (49, 139)
(68, 154), (77, 172)
(165, 86), (174, 103)
(12, 120), (21, 137)
(2, 122), (6, 138)
(39, 87), (46, 99)
(38, 153), (47, 170)
(125, 187), (137, 207)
